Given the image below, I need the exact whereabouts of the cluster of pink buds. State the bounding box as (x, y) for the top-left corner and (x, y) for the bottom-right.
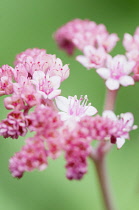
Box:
(0, 19), (138, 182)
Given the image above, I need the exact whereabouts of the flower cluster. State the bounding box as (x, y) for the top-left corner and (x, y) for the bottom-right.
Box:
(123, 27), (139, 81)
(54, 19), (119, 55)
(0, 19), (138, 181)
(55, 19), (139, 90)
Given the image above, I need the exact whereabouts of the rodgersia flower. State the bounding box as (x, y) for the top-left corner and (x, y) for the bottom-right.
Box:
(64, 130), (91, 180)
(9, 136), (48, 178)
(14, 48), (47, 66)
(0, 65), (14, 96)
(123, 27), (139, 52)
(96, 55), (135, 90)
(28, 105), (63, 138)
(102, 110), (137, 148)
(0, 23), (138, 210)
(14, 49), (70, 82)
(78, 110), (137, 149)
(54, 19), (119, 55)
(31, 71), (61, 100)
(0, 111), (28, 139)
(76, 46), (107, 69)
(9, 105), (63, 178)
(55, 95), (97, 121)
(122, 27), (139, 81)
(125, 50), (139, 81)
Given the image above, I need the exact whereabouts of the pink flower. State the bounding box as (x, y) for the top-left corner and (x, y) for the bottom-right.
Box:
(125, 50), (139, 82)
(79, 110), (137, 149)
(27, 105), (63, 158)
(14, 48), (47, 66)
(4, 95), (25, 110)
(123, 27), (139, 52)
(65, 137), (91, 180)
(0, 111), (28, 139)
(32, 71), (61, 99)
(13, 64), (28, 82)
(102, 110), (137, 148)
(0, 65), (14, 96)
(55, 95), (97, 121)
(48, 58), (70, 82)
(9, 136), (48, 178)
(54, 19), (119, 55)
(76, 46), (107, 69)
(64, 123), (92, 180)
(28, 105), (63, 136)
(13, 77), (40, 108)
(96, 55), (135, 90)
(96, 31), (119, 52)
(14, 49), (70, 82)
(14, 54), (53, 79)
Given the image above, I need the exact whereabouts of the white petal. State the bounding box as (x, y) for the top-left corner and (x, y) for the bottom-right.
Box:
(55, 58), (63, 66)
(102, 110), (117, 121)
(55, 96), (69, 112)
(50, 76), (61, 89)
(32, 71), (45, 81)
(84, 45), (95, 56)
(126, 61), (135, 74)
(116, 137), (125, 149)
(59, 112), (71, 121)
(85, 106), (98, 116)
(123, 33), (133, 50)
(119, 76), (134, 87)
(106, 78), (120, 90)
(120, 112), (134, 127)
(96, 68), (110, 79)
(76, 56), (90, 69)
(48, 89), (61, 99)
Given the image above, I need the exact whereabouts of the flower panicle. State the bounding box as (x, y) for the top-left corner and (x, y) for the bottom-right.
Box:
(0, 19), (138, 181)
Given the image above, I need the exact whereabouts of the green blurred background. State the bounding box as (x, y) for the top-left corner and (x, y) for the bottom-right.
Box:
(0, 0), (139, 209)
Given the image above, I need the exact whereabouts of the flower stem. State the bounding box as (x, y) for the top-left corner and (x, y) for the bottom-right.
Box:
(91, 87), (118, 209)
(104, 89), (117, 111)
(94, 156), (117, 210)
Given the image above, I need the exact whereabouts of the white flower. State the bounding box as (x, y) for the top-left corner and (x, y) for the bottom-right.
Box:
(55, 95), (97, 121)
(97, 55), (135, 90)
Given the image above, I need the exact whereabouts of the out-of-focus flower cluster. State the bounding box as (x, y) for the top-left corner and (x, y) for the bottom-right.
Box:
(123, 27), (139, 81)
(0, 19), (138, 180)
(54, 18), (139, 90)
(54, 19), (119, 55)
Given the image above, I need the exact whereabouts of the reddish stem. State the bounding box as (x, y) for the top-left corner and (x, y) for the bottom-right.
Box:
(104, 89), (117, 111)
(90, 87), (118, 210)
(93, 156), (116, 210)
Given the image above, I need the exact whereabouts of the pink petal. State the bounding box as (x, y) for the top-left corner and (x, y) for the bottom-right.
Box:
(106, 78), (120, 90)
(96, 68), (110, 79)
(119, 76), (134, 86)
